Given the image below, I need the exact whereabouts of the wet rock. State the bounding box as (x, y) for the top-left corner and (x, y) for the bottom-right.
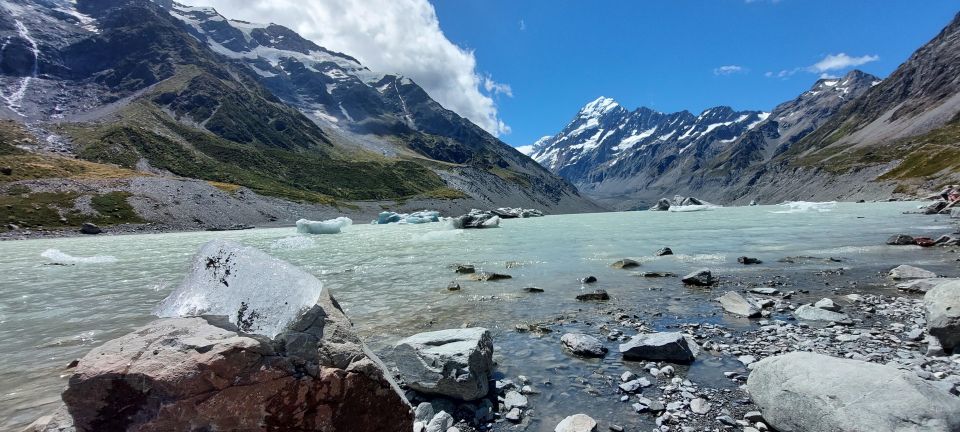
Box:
(814, 298), (841, 312)
(738, 256), (763, 265)
(618, 378), (651, 393)
(611, 259), (641, 269)
(467, 272), (512, 281)
(637, 272), (675, 278)
(454, 264), (475, 274)
(560, 333), (608, 358)
(580, 276), (598, 284)
(504, 390), (528, 410)
(924, 280), (960, 353)
(682, 268), (713, 286)
(888, 265), (937, 280)
(79, 223), (101, 235)
(915, 237), (936, 247)
(655, 247), (674, 256)
(748, 352), (960, 432)
(394, 328), (494, 401)
(886, 234), (915, 245)
(718, 291), (761, 318)
(619, 332), (698, 363)
(523, 287), (544, 293)
(447, 281), (461, 291)
(793, 304), (850, 323)
(750, 287), (779, 295)
(576, 290), (610, 301)
(555, 414), (598, 432)
(415, 402), (435, 423)
(505, 407), (522, 422)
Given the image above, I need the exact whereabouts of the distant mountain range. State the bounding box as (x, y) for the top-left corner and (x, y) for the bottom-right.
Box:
(0, 0), (598, 234)
(529, 12), (960, 209)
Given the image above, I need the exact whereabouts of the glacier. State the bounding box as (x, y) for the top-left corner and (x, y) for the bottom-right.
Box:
(154, 240), (323, 338)
(296, 217), (352, 234)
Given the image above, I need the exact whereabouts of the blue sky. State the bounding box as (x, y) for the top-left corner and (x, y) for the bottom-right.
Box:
(429, 0), (959, 147)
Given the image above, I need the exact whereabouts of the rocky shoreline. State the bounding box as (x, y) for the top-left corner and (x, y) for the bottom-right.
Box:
(19, 206), (960, 432)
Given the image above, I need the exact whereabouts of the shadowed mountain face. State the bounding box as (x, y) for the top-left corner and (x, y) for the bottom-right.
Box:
(0, 0), (598, 212)
(530, 12), (960, 209)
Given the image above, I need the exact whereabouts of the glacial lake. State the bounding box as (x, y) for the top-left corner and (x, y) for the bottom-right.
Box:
(1, 201), (957, 430)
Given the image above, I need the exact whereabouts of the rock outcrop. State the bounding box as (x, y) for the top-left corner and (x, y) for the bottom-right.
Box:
(393, 328), (494, 401)
(925, 280), (960, 353)
(747, 352), (960, 432)
(29, 240), (412, 432)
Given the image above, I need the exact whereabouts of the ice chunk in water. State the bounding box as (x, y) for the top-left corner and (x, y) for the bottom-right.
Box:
(154, 240), (323, 338)
(41, 249), (117, 264)
(375, 210), (440, 224)
(296, 217), (352, 234)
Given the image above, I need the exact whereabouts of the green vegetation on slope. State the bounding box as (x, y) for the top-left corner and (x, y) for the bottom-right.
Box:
(0, 190), (144, 232)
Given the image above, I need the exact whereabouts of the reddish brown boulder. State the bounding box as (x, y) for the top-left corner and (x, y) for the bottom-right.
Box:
(29, 290), (412, 432)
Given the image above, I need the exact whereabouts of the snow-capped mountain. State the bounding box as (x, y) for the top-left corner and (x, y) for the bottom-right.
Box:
(530, 97), (768, 187)
(530, 69), (882, 209)
(0, 0), (598, 218)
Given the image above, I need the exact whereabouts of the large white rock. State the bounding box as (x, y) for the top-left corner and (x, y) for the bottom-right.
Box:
(555, 414), (597, 432)
(394, 327), (494, 400)
(924, 280), (960, 352)
(793, 304), (850, 323)
(747, 352), (960, 432)
(154, 240), (323, 338)
(888, 264), (937, 280)
(560, 333), (608, 358)
(718, 291), (760, 317)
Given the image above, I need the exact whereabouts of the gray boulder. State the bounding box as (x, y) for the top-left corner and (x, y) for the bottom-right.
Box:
(813, 298), (841, 312)
(924, 280), (960, 353)
(718, 292), (760, 317)
(619, 332), (698, 363)
(560, 333), (608, 358)
(794, 304), (850, 323)
(394, 327), (494, 400)
(747, 352), (960, 431)
(886, 234), (915, 245)
(610, 259), (641, 269)
(889, 265), (937, 280)
(79, 222), (101, 235)
(682, 268), (713, 286)
(897, 278), (960, 294)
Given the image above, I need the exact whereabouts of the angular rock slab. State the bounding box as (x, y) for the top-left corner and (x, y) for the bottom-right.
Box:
(888, 264), (937, 280)
(619, 332), (698, 363)
(718, 291), (760, 317)
(394, 327), (494, 401)
(555, 414), (598, 432)
(747, 352), (960, 432)
(44, 296), (410, 430)
(793, 304), (850, 323)
(560, 333), (608, 358)
(155, 239), (323, 338)
(682, 268), (713, 286)
(925, 280), (960, 352)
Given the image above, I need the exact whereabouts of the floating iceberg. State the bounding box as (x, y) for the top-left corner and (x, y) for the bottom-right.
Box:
(650, 195), (717, 211)
(772, 201), (837, 214)
(491, 207), (544, 218)
(668, 205), (717, 212)
(154, 240), (323, 338)
(41, 249), (117, 264)
(296, 217), (352, 234)
(451, 209), (501, 229)
(374, 210), (441, 225)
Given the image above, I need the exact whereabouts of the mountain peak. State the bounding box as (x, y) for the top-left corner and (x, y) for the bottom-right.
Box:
(578, 96), (622, 117)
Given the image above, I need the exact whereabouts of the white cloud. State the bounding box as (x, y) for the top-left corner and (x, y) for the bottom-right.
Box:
(713, 65), (746, 76)
(519, 19), (526, 31)
(179, 0), (511, 136)
(808, 53), (879, 73)
(765, 53), (878, 79)
(482, 74), (513, 97)
(819, 73), (839, 79)
(514, 144), (534, 155)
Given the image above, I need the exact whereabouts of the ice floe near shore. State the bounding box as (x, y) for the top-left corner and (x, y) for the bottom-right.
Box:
(295, 217), (352, 234)
(41, 249), (117, 264)
(771, 201), (837, 214)
(374, 210), (441, 224)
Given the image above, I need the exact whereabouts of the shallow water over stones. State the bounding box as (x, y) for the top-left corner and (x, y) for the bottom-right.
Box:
(0, 201), (957, 430)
